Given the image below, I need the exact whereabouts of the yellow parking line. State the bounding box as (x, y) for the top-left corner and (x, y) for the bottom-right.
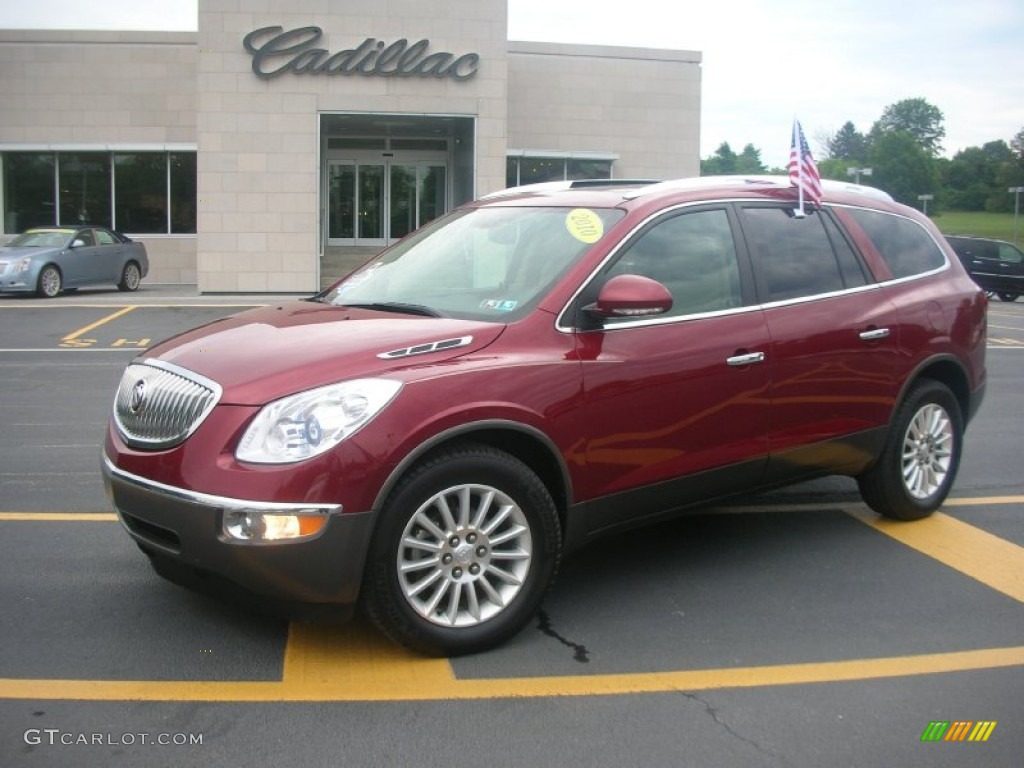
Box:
(61, 305), (137, 342)
(0, 500), (1021, 702)
(943, 495), (1024, 506)
(848, 510), (1024, 604)
(0, 513), (117, 521)
(0, 635), (1021, 701)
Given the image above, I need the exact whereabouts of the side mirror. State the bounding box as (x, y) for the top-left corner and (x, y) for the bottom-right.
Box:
(584, 274), (673, 319)
(70, 239), (86, 248)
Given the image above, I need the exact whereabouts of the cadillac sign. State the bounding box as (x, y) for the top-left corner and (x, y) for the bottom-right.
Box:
(243, 26), (480, 81)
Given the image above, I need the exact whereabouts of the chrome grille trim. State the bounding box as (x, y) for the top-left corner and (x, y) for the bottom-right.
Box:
(113, 359), (222, 450)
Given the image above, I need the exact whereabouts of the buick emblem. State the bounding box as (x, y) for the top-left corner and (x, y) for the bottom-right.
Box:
(129, 379), (147, 413)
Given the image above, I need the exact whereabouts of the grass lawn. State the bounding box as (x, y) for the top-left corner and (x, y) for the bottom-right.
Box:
(929, 210), (1022, 243)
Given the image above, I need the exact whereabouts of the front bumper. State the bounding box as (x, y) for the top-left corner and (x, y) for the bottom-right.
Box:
(102, 454), (376, 611)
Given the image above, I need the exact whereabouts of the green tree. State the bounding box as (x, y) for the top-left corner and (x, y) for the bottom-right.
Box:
(817, 157), (853, 182)
(701, 142), (738, 175)
(826, 121), (869, 162)
(870, 131), (940, 208)
(871, 98), (946, 156)
(1010, 126), (1024, 162)
(735, 144), (767, 174)
(944, 141), (1017, 211)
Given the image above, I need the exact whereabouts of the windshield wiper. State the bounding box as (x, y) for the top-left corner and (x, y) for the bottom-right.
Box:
(342, 301), (444, 318)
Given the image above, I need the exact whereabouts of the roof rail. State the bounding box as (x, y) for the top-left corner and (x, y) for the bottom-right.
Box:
(480, 178), (660, 200)
(622, 175), (894, 203)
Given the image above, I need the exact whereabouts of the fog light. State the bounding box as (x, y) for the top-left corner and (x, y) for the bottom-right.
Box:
(223, 510), (327, 542)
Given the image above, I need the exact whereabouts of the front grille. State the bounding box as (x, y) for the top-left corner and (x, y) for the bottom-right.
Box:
(113, 361), (222, 450)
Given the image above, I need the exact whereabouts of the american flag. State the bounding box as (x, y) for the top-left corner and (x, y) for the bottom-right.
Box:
(788, 119), (823, 212)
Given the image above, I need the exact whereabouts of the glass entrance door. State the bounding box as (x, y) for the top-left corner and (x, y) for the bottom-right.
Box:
(328, 162), (385, 245)
(327, 154), (447, 246)
(388, 163), (447, 242)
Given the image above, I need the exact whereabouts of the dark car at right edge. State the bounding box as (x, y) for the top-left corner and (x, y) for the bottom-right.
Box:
(946, 235), (1024, 302)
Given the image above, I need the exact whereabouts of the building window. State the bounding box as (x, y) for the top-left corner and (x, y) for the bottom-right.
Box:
(59, 153), (112, 227)
(506, 155), (614, 188)
(2, 150), (197, 235)
(1, 153), (54, 232)
(115, 153), (166, 233)
(170, 153), (197, 234)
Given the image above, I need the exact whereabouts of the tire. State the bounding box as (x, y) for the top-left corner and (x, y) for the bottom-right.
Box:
(36, 265), (62, 298)
(996, 292), (1019, 302)
(857, 380), (963, 520)
(362, 443), (562, 656)
(118, 261), (141, 292)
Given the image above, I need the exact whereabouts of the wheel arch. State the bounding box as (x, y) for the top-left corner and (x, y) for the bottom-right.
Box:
(897, 355), (972, 427)
(371, 420), (573, 529)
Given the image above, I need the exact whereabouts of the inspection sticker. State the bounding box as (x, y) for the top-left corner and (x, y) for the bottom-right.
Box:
(565, 209), (604, 244)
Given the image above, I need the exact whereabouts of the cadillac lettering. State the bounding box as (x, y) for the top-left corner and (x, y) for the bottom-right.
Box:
(243, 26), (480, 80)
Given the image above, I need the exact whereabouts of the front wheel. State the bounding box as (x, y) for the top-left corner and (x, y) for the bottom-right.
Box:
(36, 265), (62, 298)
(118, 261), (141, 292)
(362, 443), (562, 656)
(858, 380), (963, 520)
(996, 291), (1019, 302)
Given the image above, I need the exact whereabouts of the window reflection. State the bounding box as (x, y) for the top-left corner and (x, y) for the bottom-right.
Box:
(2, 150), (197, 234)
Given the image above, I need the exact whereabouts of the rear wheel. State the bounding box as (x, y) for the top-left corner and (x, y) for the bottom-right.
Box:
(118, 261), (141, 292)
(857, 380), (963, 520)
(996, 291), (1019, 302)
(36, 265), (62, 298)
(363, 443), (561, 656)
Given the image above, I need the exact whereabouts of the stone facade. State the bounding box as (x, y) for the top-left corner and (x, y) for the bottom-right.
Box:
(0, 2), (701, 293)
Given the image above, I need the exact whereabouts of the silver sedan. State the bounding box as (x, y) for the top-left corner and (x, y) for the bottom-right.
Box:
(0, 225), (149, 298)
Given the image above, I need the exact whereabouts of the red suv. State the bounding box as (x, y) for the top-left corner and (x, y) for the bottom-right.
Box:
(102, 176), (987, 655)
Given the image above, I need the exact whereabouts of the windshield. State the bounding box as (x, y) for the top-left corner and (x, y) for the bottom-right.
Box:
(8, 229), (75, 248)
(321, 206), (624, 321)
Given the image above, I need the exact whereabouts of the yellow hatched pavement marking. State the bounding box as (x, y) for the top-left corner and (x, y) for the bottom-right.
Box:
(848, 509), (1024, 604)
(61, 305), (137, 342)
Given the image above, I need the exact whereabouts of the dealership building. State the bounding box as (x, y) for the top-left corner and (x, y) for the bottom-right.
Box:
(0, 0), (701, 292)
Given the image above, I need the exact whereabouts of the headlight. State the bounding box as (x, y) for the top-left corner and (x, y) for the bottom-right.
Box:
(16, 257), (33, 273)
(235, 379), (402, 464)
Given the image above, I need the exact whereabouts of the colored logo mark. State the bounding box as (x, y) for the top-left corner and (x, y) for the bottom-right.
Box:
(920, 721), (997, 742)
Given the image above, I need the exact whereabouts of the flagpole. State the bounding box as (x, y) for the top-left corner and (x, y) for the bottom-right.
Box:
(793, 118), (806, 217)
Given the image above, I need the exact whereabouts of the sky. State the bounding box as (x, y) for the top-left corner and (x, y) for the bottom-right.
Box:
(2, 0), (1022, 169)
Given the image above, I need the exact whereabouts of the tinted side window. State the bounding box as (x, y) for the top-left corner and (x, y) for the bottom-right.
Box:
(822, 213), (869, 288)
(739, 207), (846, 301)
(997, 243), (1023, 264)
(95, 229), (118, 246)
(844, 208), (946, 279)
(603, 208), (742, 320)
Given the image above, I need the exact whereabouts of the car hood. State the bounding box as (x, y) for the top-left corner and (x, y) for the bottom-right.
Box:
(148, 301), (507, 405)
(0, 245), (60, 260)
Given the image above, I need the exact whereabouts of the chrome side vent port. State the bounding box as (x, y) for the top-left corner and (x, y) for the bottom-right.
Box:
(377, 336), (474, 360)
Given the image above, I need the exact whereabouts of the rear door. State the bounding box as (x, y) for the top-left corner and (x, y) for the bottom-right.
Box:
(91, 228), (125, 284)
(571, 205), (772, 533)
(736, 204), (903, 483)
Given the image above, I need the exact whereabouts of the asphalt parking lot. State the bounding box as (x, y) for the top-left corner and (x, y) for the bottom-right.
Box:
(1, 286), (1022, 767)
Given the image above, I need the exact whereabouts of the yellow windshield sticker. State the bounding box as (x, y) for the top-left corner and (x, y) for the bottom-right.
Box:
(565, 209), (604, 244)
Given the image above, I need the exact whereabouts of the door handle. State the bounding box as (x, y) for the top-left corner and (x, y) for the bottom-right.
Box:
(726, 351), (765, 367)
(859, 328), (890, 341)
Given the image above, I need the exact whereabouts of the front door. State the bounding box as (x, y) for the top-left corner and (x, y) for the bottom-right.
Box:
(572, 206), (771, 534)
(327, 152), (447, 246)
